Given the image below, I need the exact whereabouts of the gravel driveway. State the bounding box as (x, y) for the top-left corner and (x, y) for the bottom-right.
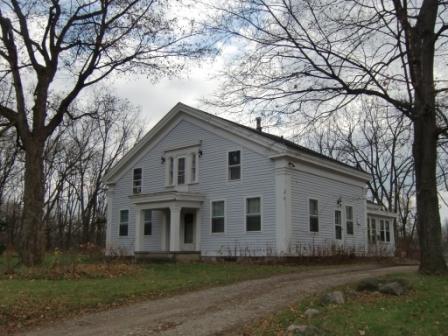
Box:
(21, 264), (416, 336)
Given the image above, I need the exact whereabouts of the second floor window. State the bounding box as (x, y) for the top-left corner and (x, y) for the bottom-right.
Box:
(169, 157), (174, 185)
(191, 153), (197, 183)
(177, 157), (185, 185)
(228, 150), (241, 180)
(133, 168), (142, 193)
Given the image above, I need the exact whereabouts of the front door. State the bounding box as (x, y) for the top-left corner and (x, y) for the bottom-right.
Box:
(182, 212), (195, 251)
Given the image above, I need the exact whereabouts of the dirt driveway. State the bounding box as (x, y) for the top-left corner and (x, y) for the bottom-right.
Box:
(22, 264), (416, 336)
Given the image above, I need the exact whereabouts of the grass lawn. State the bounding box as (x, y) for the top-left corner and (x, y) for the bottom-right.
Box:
(0, 256), (304, 334)
(246, 273), (448, 336)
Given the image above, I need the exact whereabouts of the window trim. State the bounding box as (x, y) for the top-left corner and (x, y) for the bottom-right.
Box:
(308, 198), (319, 233)
(143, 209), (152, 236)
(132, 167), (142, 194)
(334, 208), (342, 240)
(227, 149), (242, 182)
(345, 204), (354, 235)
(210, 199), (226, 234)
(244, 195), (263, 232)
(118, 208), (129, 237)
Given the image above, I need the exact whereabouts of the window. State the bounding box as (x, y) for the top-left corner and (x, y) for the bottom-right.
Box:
(369, 218), (377, 243)
(380, 219), (385, 242)
(177, 157), (185, 185)
(168, 157), (174, 185)
(385, 221), (391, 242)
(309, 199), (319, 232)
(246, 197), (261, 231)
(143, 210), (152, 235)
(335, 210), (342, 240)
(133, 168), (142, 194)
(228, 150), (241, 180)
(119, 210), (129, 236)
(346, 206), (354, 235)
(211, 201), (225, 233)
(191, 153), (197, 183)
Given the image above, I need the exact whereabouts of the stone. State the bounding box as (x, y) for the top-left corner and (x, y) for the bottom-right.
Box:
(379, 281), (408, 296)
(304, 308), (320, 319)
(356, 278), (380, 292)
(286, 324), (323, 336)
(320, 291), (345, 305)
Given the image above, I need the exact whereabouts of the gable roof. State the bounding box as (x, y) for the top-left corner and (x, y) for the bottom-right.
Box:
(103, 102), (370, 184)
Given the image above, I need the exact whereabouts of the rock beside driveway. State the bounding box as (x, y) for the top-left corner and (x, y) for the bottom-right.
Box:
(304, 308), (320, 319)
(356, 277), (380, 291)
(356, 277), (411, 296)
(286, 324), (324, 336)
(379, 281), (409, 296)
(320, 291), (345, 305)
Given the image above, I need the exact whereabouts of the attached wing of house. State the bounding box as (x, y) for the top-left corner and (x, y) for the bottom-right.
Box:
(103, 102), (395, 259)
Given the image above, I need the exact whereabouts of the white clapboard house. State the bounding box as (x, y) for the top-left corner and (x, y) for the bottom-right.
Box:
(103, 103), (396, 259)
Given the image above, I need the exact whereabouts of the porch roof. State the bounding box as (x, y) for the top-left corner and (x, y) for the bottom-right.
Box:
(129, 191), (205, 209)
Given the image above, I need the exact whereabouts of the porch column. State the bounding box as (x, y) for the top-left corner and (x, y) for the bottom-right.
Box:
(134, 208), (143, 252)
(195, 208), (201, 252)
(169, 205), (181, 252)
(160, 210), (167, 251)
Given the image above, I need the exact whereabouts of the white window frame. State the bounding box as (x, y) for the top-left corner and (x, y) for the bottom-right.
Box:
(132, 168), (142, 194)
(308, 198), (319, 233)
(244, 195), (263, 232)
(227, 149), (242, 182)
(118, 209), (129, 237)
(334, 209), (342, 240)
(143, 209), (152, 236)
(345, 205), (354, 235)
(210, 199), (226, 234)
(177, 156), (186, 185)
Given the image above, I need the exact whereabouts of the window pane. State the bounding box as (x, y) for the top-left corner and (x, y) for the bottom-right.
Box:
(169, 157), (174, 185)
(144, 223), (152, 235)
(346, 206), (353, 220)
(335, 225), (342, 240)
(144, 209), (152, 222)
(310, 216), (319, 232)
(133, 168), (142, 179)
(309, 199), (318, 215)
(229, 166), (241, 180)
(335, 210), (341, 225)
(228, 150), (240, 165)
(119, 224), (128, 236)
(212, 217), (225, 233)
(212, 201), (224, 217)
(120, 210), (129, 223)
(347, 221), (354, 235)
(246, 215), (261, 231)
(247, 197), (260, 214)
(191, 153), (197, 182)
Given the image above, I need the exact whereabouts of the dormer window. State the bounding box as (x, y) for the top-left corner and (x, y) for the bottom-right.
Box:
(133, 168), (142, 193)
(228, 150), (241, 180)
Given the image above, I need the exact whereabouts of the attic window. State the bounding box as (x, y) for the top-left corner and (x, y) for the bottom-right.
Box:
(228, 150), (241, 181)
(133, 168), (142, 194)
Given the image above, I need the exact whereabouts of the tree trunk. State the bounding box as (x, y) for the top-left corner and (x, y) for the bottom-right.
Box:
(19, 140), (46, 266)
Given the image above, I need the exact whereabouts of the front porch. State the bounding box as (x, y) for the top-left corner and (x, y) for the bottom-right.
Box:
(131, 191), (204, 254)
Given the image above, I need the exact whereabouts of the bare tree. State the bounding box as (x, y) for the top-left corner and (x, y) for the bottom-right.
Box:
(0, 0), (208, 265)
(206, 0), (448, 273)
